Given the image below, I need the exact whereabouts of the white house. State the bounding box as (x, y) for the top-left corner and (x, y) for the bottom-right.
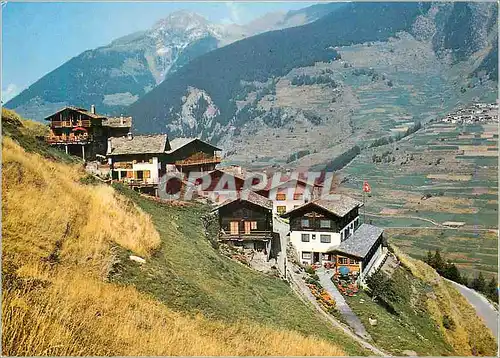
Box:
(282, 195), (386, 280)
(257, 177), (323, 215)
(281, 195), (363, 265)
(107, 133), (169, 195)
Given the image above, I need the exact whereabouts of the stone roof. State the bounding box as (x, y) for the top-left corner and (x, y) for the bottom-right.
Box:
(108, 134), (169, 156)
(260, 174), (323, 191)
(166, 137), (221, 154)
(282, 194), (363, 218)
(45, 106), (106, 120)
(103, 116), (132, 128)
(331, 224), (384, 259)
(212, 190), (273, 211)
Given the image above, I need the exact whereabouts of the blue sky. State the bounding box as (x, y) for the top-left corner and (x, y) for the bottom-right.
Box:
(2, 1), (320, 102)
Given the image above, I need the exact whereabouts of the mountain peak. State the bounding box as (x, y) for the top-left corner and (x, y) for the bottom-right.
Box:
(152, 10), (211, 31)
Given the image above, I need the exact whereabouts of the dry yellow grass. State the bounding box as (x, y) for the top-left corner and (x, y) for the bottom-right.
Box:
(2, 135), (346, 356)
(2, 136), (160, 276)
(393, 246), (497, 356)
(3, 269), (345, 356)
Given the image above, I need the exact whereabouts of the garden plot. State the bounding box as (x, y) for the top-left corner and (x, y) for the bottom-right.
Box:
(337, 120), (497, 277)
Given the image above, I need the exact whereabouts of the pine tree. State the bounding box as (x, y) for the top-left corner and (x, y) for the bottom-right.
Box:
(461, 273), (469, 287)
(433, 249), (444, 273)
(471, 272), (486, 292)
(424, 250), (433, 266)
(486, 277), (498, 302)
(442, 261), (460, 282)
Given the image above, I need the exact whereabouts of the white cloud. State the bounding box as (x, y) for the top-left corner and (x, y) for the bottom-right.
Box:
(225, 1), (243, 24)
(2, 83), (19, 103)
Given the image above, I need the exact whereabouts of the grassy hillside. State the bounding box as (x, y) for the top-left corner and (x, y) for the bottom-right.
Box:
(1, 110), (356, 356)
(393, 247), (497, 355)
(110, 184), (367, 354)
(345, 247), (497, 356)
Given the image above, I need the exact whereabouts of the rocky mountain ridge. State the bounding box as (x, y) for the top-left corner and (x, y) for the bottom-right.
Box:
(127, 2), (498, 170)
(5, 4), (343, 120)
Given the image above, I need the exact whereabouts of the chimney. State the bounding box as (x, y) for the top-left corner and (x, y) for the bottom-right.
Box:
(120, 114), (124, 125)
(90, 104), (95, 114)
(127, 132), (133, 140)
(107, 138), (112, 155)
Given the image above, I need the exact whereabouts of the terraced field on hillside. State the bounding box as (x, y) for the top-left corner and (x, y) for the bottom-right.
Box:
(337, 121), (498, 278)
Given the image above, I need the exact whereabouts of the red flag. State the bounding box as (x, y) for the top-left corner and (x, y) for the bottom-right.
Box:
(363, 180), (371, 193)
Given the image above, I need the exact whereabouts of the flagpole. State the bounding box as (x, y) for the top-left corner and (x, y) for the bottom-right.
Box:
(363, 187), (366, 224)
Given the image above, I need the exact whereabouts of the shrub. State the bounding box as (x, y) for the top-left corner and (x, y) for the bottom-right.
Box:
(442, 315), (455, 330)
(305, 265), (316, 275)
(79, 174), (101, 186)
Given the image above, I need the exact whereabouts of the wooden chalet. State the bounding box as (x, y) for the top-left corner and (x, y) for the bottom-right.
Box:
(213, 191), (275, 258)
(107, 133), (169, 195)
(282, 195), (386, 281)
(44, 105), (107, 160)
(102, 115), (132, 138)
(165, 138), (222, 175)
(44, 105), (133, 161)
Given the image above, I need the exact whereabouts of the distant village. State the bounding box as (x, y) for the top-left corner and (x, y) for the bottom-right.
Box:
(440, 102), (498, 124)
(42, 105), (388, 288)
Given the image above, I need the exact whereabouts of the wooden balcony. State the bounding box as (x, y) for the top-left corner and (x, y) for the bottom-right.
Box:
(50, 119), (92, 128)
(220, 230), (273, 241)
(113, 162), (133, 169)
(175, 155), (221, 167)
(45, 134), (93, 144)
(119, 178), (159, 187)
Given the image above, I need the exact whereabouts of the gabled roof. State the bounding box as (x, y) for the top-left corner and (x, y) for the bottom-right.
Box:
(44, 106), (106, 120)
(204, 168), (247, 182)
(281, 194), (363, 218)
(259, 173), (323, 192)
(330, 224), (384, 259)
(212, 190), (273, 211)
(166, 137), (221, 154)
(107, 134), (169, 156)
(103, 116), (132, 128)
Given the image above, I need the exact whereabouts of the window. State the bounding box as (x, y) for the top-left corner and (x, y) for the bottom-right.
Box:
(230, 221), (239, 235)
(338, 257), (348, 265)
(322, 254), (330, 261)
(276, 193), (286, 201)
(294, 205), (300, 208)
(302, 252), (312, 259)
(293, 193), (303, 200)
(320, 234), (331, 243)
(250, 221), (257, 230)
(340, 232), (344, 241)
(301, 234), (310, 242)
(354, 218), (359, 229)
(301, 218), (310, 227)
(244, 221), (251, 234)
(277, 206), (287, 214)
(320, 219), (331, 228)
(349, 258), (358, 265)
(311, 234), (316, 240)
